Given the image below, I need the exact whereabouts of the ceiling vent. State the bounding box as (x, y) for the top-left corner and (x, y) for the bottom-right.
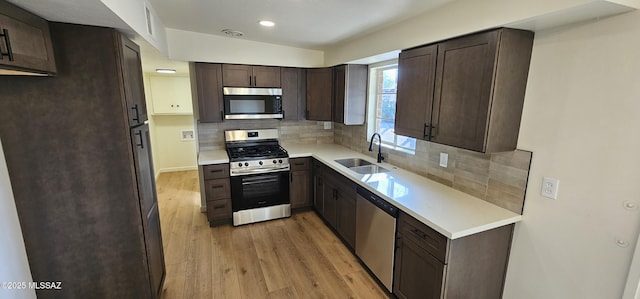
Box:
(221, 29), (244, 37)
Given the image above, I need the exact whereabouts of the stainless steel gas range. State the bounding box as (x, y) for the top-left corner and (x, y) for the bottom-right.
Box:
(225, 129), (291, 226)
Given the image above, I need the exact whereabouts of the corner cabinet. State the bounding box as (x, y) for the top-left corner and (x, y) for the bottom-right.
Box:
(395, 28), (534, 153)
(222, 64), (281, 87)
(393, 212), (514, 299)
(190, 62), (224, 123)
(306, 67), (333, 121)
(0, 0), (56, 75)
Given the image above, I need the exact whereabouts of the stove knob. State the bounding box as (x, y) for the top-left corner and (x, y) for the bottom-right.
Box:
(278, 159), (283, 163)
(259, 161), (263, 165)
(238, 163), (243, 167)
(273, 160), (277, 164)
(244, 162), (249, 167)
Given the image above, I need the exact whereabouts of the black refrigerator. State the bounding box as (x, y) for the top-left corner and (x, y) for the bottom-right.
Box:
(0, 23), (165, 298)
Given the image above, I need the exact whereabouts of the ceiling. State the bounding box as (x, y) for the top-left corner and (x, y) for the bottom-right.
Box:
(147, 0), (454, 50)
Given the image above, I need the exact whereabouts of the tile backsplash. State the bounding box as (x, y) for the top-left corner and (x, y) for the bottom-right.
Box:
(198, 120), (531, 214)
(334, 123), (531, 214)
(197, 120), (334, 151)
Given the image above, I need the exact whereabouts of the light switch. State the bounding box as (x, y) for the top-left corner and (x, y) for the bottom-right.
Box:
(541, 177), (559, 199)
(439, 153), (448, 168)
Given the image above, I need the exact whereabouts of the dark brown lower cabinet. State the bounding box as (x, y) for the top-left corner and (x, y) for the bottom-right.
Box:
(290, 157), (312, 209)
(203, 163), (232, 226)
(393, 211), (514, 299)
(312, 159), (357, 250)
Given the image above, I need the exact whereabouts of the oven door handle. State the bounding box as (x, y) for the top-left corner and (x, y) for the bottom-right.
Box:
(230, 166), (290, 176)
(242, 178), (279, 185)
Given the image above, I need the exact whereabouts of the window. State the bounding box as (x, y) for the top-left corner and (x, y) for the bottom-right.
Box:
(367, 61), (416, 154)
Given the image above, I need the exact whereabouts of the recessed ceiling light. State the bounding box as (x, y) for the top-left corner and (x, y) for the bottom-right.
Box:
(258, 20), (275, 27)
(221, 29), (244, 37)
(155, 69), (176, 74)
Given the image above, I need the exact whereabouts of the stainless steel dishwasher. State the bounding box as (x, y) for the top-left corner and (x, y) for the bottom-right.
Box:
(355, 186), (398, 292)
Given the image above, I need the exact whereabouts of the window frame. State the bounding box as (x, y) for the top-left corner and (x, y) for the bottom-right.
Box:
(366, 59), (416, 155)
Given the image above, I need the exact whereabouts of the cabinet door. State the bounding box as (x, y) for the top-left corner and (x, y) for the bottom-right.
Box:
(120, 35), (148, 126)
(149, 76), (193, 114)
(336, 189), (356, 249)
(323, 179), (338, 228)
(306, 67), (333, 121)
(395, 45), (437, 140)
(192, 63), (224, 123)
(144, 204), (166, 298)
(222, 64), (252, 87)
(431, 31), (499, 152)
(0, 1), (56, 74)
(290, 170), (311, 209)
(314, 175), (325, 215)
(393, 233), (445, 299)
(333, 65), (346, 124)
(253, 66), (281, 87)
(281, 67), (306, 120)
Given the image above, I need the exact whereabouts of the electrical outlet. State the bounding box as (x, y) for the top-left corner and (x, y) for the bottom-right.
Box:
(439, 153), (448, 168)
(323, 122), (332, 129)
(541, 177), (559, 199)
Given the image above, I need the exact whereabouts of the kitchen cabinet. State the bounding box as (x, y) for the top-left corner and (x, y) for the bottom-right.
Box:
(222, 64), (281, 87)
(281, 67), (307, 120)
(0, 0), (56, 75)
(121, 36), (148, 126)
(148, 75), (193, 115)
(333, 64), (368, 125)
(0, 23), (164, 298)
(190, 62), (224, 123)
(393, 211), (513, 299)
(306, 67), (333, 121)
(395, 45), (437, 139)
(290, 157), (312, 209)
(203, 163), (232, 226)
(395, 28), (534, 153)
(312, 159), (357, 250)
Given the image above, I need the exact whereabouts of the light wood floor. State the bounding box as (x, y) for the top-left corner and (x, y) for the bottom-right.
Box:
(156, 170), (387, 299)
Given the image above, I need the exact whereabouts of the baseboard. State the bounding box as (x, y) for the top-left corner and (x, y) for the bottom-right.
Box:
(158, 166), (198, 173)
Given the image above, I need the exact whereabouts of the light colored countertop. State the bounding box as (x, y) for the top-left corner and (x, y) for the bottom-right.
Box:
(198, 143), (522, 239)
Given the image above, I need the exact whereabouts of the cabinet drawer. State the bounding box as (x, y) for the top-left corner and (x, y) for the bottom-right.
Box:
(204, 178), (231, 200)
(207, 199), (232, 221)
(203, 164), (229, 180)
(290, 157), (311, 171)
(398, 212), (449, 263)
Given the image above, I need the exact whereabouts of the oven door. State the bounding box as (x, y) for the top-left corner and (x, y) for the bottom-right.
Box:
(230, 170), (290, 211)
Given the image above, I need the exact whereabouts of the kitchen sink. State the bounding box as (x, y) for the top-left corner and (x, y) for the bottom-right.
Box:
(334, 158), (389, 174)
(350, 165), (390, 175)
(334, 158), (372, 168)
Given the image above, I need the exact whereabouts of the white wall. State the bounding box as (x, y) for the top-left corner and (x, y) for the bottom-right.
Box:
(0, 140), (36, 299)
(325, 0), (638, 66)
(504, 11), (640, 298)
(166, 28), (324, 67)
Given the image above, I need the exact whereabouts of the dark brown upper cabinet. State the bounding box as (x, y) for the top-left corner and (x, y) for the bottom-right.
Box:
(333, 64), (368, 125)
(119, 36), (148, 126)
(395, 28), (534, 153)
(190, 62), (224, 123)
(306, 67), (333, 121)
(281, 67), (307, 121)
(222, 64), (281, 87)
(395, 45), (437, 139)
(0, 0), (56, 75)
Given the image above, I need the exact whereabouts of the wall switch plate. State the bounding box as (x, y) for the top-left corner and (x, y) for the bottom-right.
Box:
(439, 153), (448, 168)
(324, 122), (332, 129)
(541, 177), (559, 199)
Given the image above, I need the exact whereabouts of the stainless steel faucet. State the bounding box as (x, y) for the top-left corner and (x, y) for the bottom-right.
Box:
(369, 133), (385, 163)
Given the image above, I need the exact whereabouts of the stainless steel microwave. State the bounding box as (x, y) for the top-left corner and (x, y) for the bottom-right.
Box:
(223, 87), (283, 120)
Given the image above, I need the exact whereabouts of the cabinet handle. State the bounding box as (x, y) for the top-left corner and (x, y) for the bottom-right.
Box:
(211, 185), (224, 189)
(0, 29), (14, 61)
(134, 131), (144, 148)
(131, 104), (140, 123)
(253, 75), (257, 86)
(410, 228), (428, 240)
(213, 204), (226, 209)
(294, 163), (305, 166)
(220, 110), (224, 120)
(282, 110), (285, 119)
(305, 110), (309, 119)
(209, 169), (223, 173)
